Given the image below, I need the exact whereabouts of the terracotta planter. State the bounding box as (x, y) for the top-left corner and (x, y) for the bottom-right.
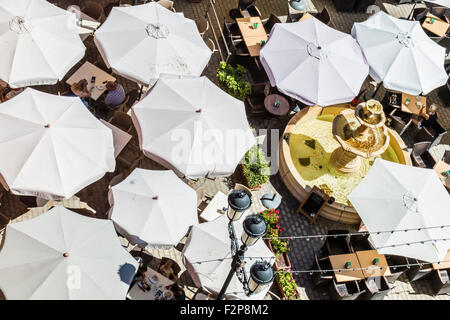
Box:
(266, 239), (291, 271)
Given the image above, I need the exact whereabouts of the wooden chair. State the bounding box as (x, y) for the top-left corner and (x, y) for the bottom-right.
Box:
(328, 279), (365, 300)
(311, 254), (333, 287)
(430, 269), (450, 295)
(410, 141), (434, 168)
(108, 111), (134, 133)
(361, 276), (392, 300)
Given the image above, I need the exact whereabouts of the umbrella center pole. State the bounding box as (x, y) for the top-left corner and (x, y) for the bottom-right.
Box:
(307, 43), (324, 60)
(145, 23), (170, 39)
(10, 16), (32, 34)
(396, 32), (415, 48)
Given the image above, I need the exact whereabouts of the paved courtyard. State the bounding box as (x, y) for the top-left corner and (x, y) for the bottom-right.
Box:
(0, 0), (449, 300)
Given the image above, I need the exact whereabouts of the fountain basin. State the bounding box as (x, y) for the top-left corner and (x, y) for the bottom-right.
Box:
(279, 105), (411, 225)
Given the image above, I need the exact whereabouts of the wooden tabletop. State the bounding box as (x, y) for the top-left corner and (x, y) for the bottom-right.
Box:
(401, 92), (426, 115)
(100, 120), (132, 158)
(422, 14), (450, 37)
(66, 62), (116, 101)
(299, 13), (314, 21)
(236, 17), (268, 57)
(433, 160), (450, 185)
(128, 268), (174, 300)
(329, 253), (365, 283)
(433, 249), (450, 270)
(264, 94), (290, 116)
(355, 250), (392, 278)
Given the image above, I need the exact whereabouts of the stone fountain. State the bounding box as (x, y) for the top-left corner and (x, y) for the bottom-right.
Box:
(330, 100), (390, 174)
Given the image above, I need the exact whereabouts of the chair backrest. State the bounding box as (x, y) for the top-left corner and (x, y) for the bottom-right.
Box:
(196, 17), (208, 35)
(390, 115), (407, 135)
(82, 1), (106, 23)
(316, 8), (331, 25)
(264, 14), (281, 33)
(109, 95), (130, 113)
(413, 8), (429, 22)
(443, 150), (450, 164)
(157, 0), (175, 11)
(126, 90), (140, 109)
(109, 111), (133, 132)
(412, 141), (432, 157)
(159, 257), (181, 277)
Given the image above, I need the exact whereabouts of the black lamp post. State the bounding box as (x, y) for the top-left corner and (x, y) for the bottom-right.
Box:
(216, 190), (274, 300)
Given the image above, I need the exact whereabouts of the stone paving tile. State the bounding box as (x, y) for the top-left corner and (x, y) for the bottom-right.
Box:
(0, 0), (448, 300)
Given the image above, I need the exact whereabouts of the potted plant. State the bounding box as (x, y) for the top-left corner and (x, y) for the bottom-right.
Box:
(241, 145), (270, 190)
(217, 61), (252, 101)
(276, 271), (301, 300)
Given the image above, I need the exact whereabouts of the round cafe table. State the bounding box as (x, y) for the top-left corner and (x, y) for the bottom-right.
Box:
(264, 94), (290, 116)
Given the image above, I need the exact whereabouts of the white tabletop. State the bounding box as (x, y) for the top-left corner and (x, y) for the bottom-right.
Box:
(199, 191), (229, 222)
(128, 269), (174, 300)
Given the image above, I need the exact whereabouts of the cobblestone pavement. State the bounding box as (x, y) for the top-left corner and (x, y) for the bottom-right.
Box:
(0, 0), (449, 300)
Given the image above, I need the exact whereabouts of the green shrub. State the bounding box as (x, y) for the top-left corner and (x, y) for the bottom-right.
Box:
(276, 271), (300, 300)
(217, 61), (251, 100)
(242, 145), (270, 188)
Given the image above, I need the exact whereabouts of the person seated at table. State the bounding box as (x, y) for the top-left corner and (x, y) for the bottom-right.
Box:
(158, 259), (178, 281)
(412, 104), (439, 129)
(67, 79), (91, 107)
(0, 83), (24, 102)
(102, 81), (126, 108)
(169, 283), (186, 300)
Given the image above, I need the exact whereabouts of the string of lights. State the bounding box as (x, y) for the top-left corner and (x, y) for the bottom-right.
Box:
(261, 224), (450, 241)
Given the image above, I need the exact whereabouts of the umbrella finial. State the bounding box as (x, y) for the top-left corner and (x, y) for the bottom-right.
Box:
(152, 196), (158, 200)
(63, 252), (69, 258)
(45, 124), (50, 128)
(196, 108), (202, 113)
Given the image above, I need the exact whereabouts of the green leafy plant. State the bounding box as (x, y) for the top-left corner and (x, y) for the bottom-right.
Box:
(271, 237), (289, 255)
(217, 61), (251, 100)
(276, 271), (300, 300)
(242, 145), (270, 188)
(260, 208), (280, 238)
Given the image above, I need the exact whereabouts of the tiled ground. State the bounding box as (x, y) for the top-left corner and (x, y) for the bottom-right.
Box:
(0, 0), (449, 300)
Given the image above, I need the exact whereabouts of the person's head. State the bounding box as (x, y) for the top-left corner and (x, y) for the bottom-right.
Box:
(72, 79), (88, 92)
(106, 81), (117, 91)
(429, 104), (437, 114)
(163, 260), (173, 268)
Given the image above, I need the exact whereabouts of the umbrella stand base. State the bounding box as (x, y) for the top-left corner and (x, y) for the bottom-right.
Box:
(330, 147), (361, 174)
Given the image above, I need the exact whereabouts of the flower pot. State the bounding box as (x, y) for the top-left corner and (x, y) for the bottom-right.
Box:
(275, 276), (301, 300)
(266, 239), (291, 271)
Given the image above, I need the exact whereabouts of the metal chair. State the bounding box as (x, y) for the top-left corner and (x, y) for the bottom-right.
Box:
(323, 230), (351, 256)
(385, 255), (408, 284)
(348, 234), (373, 252)
(430, 269), (450, 295)
(361, 276), (392, 300)
(410, 141), (434, 168)
(196, 16), (209, 38)
(157, 0), (176, 12)
(245, 83), (268, 116)
(81, 1), (106, 23)
(390, 114), (412, 136)
(262, 14), (281, 34)
(406, 258), (433, 282)
(414, 120), (447, 149)
(311, 254), (333, 287)
(328, 279), (365, 300)
(205, 38), (216, 52)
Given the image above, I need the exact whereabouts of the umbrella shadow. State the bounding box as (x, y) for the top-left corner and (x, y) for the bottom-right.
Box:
(288, 133), (333, 181)
(118, 263), (138, 285)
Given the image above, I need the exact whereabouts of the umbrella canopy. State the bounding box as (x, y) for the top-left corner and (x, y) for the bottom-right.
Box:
(131, 76), (256, 178)
(0, 206), (138, 300)
(352, 11), (447, 95)
(348, 158), (450, 263)
(182, 215), (275, 300)
(108, 168), (198, 248)
(259, 17), (369, 106)
(0, 0), (85, 88)
(0, 88), (115, 200)
(94, 2), (211, 85)
(425, 0), (450, 7)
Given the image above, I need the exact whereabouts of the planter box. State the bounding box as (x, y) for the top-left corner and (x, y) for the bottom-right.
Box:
(266, 239), (291, 271)
(275, 276), (301, 300)
(240, 164), (263, 191)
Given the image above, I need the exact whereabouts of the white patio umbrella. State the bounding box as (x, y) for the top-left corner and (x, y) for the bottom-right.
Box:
(348, 158), (450, 263)
(108, 168), (198, 248)
(182, 215), (275, 300)
(131, 76), (256, 178)
(94, 2), (211, 86)
(352, 11), (448, 95)
(0, 0), (85, 88)
(0, 88), (115, 200)
(424, 0), (450, 8)
(259, 17), (369, 106)
(0, 206), (138, 300)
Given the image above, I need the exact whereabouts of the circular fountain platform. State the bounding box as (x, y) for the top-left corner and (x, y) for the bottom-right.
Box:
(279, 105), (411, 225)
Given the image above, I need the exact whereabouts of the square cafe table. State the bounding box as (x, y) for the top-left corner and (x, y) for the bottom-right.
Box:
(433, 249), (450, 270)
(66, 61), (116, 101)
(329, 253), (365, 283)
(422, 14), (450, 37)
(355, 250), (392, 278)
(401, 92), (426, 115)
(433, 160), (450, 187)
(236, 17), (268, 57)
(127, 268), (174, 300)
